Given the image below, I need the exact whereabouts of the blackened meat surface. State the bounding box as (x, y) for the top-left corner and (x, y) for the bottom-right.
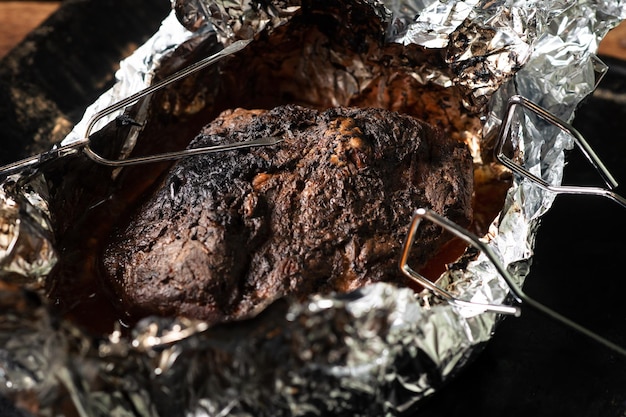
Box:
(103, 106), (473, 324)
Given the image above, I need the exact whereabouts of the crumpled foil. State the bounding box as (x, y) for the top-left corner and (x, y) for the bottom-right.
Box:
(0, 177), (55, 287)
(1, 1), (625, 416)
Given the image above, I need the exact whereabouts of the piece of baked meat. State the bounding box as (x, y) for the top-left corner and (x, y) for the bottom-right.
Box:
(102, 105), (473, 324)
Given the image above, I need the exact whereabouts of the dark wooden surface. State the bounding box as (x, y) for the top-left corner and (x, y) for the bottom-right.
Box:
(0, 1), (61, 58)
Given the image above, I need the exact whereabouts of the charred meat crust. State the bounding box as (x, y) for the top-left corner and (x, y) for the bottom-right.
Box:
(102, 105), (473, 323)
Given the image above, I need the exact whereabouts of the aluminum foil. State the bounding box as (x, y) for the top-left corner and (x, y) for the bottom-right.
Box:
(1, 1), (625, 416)
(0, 177), (55, 287)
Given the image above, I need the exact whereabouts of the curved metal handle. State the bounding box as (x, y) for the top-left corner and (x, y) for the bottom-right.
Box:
(495, 95), (626, 209)
(0, 40), (254, 179)
(402, 208), (626, 357)
(399, 208), (521, 316)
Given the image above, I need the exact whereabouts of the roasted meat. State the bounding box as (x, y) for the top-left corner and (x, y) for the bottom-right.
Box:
(39, 0), (513, 334)
(102, 105), (473, 323)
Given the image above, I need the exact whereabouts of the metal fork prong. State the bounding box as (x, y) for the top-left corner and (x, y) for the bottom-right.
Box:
(0, 40), (253, 180)
(83, 136), (284, 167)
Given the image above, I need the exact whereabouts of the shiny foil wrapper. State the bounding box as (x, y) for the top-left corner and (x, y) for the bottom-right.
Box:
(0, 177), (55, 287)
(1, 1), (625, 416)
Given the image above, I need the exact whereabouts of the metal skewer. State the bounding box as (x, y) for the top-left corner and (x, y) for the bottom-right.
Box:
(0, 39), (261, 180)
(401, 208), (626, 357)
(83, 136), (284, 167)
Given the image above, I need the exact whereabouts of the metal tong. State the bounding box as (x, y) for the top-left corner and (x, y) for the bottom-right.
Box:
(0, 39), (282, 180)
(400, 95), (626, 356)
